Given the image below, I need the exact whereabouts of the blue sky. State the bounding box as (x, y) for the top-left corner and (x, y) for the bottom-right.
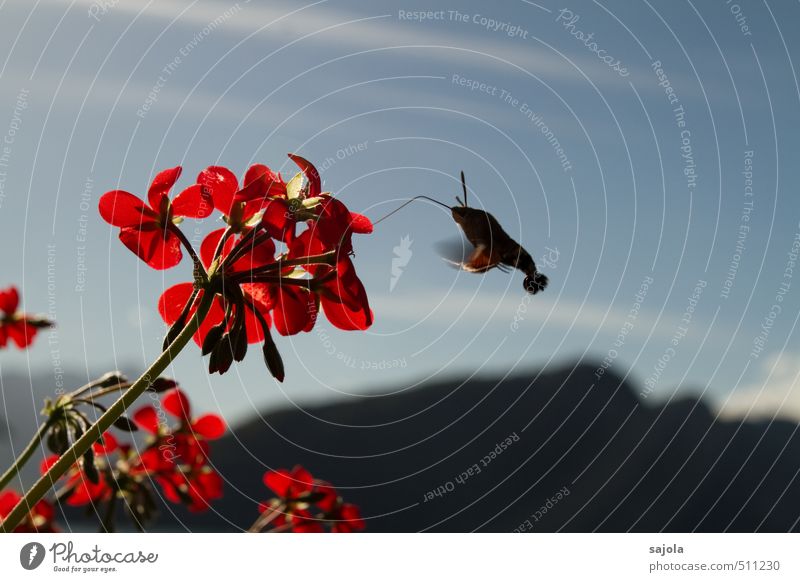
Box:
(1, 0), (799, 424)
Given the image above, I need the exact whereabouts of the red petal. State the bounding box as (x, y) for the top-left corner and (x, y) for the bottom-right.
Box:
(0, 490), (21, 515)
(118, 224), (182, 270)
(135, 448), (173, 473)
(241, 283), (273, 311)
(33, 498), (56, 523)
(199, 228), (233, 269)
(260, 198), (293, 242)
(67, 476), (109, 506)
(171, 184), (214, 218)
(186, 470), (223, 511)
(316, 484), (338, 512)
(198, 166), (238, 215)
(7, 320), (37, 348)
(287, 229), (328, 275)
(303, 295), (319, 332)
(192, 414), (226, 439)
(290, 508), (324, 533)
(162, 388), (191, 419)
(242, 300), (268, 344)
(267, 171), (287, 198)
(290, 465), (314, 493)
(158, 284), (226, 349)
(93, 432), (118, 454)
(132, 405), (161, 434)
(0, 286), (20, 314)
(288, 153), (321, 198)
(236, 164), (269, 202)
(333, 504), (365, 532)
(319, 259), (372, 330)
(40, 455), (59, 475)
(349, 212), (373, 234)
(321, 297), (373, 331)
(99, 190), (156, 227)
(230, 237), (276, 274)
(157, 475), (183, 504)
(272, 287), (312, 336)
(148, 166), (182, 209)
(263, 469), (292, 498)
(158, 282), (196, 325)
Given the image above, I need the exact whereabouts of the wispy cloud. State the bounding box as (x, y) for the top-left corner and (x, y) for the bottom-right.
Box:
(35, 0), (680, 88)
(719, 352), (800, 421)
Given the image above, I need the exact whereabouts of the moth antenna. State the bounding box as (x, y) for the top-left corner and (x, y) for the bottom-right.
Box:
(460, 171), (468, 207)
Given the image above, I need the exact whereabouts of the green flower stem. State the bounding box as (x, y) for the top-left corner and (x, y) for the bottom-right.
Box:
(0, 421), (50, 492)
(170, 224), (207, 283)
(0, 290), (215, 533)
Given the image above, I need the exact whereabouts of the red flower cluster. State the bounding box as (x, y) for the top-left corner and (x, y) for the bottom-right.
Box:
(0, 286), (52, 349)
(96, 154), (375, 380)
(43, 385), (225, 529)
(0, 489), (58, 532)
(256, 465), (365, 533)
(132, 387), (225, 512)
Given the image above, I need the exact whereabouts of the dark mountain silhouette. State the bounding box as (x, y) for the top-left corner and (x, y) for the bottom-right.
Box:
(159, 362), (800, 532)
(4, 363), (800, 532)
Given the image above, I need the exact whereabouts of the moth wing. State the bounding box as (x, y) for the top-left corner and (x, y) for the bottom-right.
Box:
(435, 237), (470, 270)
(462, 244), (502, 273)
(436, 237), (502, 273)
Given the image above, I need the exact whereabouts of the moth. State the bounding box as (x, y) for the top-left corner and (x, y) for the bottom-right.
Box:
(444, 172), (548, 295)
(374, 171), (549, 295)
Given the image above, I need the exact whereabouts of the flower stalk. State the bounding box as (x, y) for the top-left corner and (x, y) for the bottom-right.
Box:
(0, 422), (50, 492)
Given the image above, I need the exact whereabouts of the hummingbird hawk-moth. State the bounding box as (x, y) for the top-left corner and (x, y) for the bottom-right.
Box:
(444, 172), (548, 295)
(374, 171), (549, 295)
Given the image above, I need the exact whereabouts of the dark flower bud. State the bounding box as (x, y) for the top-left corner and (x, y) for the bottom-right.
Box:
(83, 447), (100, 485)
(148, 377), (178, 393)
(112, 415), (139, 432)
(201, 322), (226, 356)
(262, 340), (285, 383)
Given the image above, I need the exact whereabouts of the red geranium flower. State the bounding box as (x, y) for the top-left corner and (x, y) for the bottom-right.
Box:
(99, 166), (213, 269)
(131, 387), (225, 513)
(263, 465), (316, 501)
(290, 230), (372, 331)
(256, 466), (365, 533)
(0, 286), (51, 349)
(134, 448), (223, 513)
(286, 154), (373, 253)
(260, 465), (325, 533)
(40, 433), (119, 507)
(197, 164), (286, 233)
(157, 230), (281, 374)
(205, 225), (317, 338)
(317, 483), (365, 533)
(133, 388), (226, 443)
(0, 489), (59, 532)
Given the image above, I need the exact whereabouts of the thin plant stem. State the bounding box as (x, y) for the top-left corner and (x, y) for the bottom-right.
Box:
(0, 422), (50, 492)
(248, 502), (284, 533)
(170, 224), (207, 282)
